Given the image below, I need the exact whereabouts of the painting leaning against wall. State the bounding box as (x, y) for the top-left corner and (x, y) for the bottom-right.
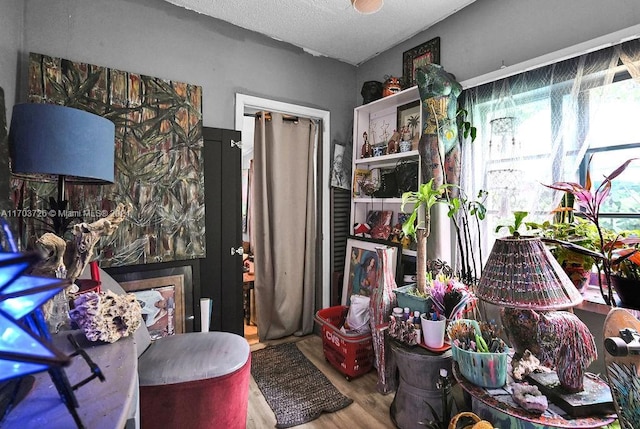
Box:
(12, 53), (204, 267)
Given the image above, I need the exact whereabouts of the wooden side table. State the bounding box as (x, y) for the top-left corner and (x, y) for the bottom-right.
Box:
(389, 338), (453, 429)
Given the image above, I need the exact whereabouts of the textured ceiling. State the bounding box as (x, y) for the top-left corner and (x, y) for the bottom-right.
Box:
(162, 0), (476, 66)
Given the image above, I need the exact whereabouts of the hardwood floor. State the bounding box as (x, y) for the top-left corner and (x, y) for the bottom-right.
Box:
(244, 323), (259, 346)
(246, 334), (395, 429)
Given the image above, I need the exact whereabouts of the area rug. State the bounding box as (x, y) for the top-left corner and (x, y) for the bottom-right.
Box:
(251, 342), (353, 428)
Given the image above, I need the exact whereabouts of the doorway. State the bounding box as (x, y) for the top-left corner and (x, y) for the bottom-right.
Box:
(235, 94), (330, 342)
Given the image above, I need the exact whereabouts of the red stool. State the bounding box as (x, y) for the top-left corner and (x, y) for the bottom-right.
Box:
(138, 332), (251, 429)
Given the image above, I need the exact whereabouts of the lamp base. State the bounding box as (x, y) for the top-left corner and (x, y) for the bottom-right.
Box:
(527, 372), (614, 417)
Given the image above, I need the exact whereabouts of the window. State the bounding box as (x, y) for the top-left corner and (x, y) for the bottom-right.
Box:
(461, 39), (640, 260)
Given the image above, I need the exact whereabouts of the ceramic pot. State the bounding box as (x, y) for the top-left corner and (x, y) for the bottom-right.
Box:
(611, 275), (640, 309)
(420, 313), (446, 348)
(561, 261), (591, 293)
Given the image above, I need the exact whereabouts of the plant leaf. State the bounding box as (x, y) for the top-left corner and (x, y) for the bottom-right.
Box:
(541, 238), (604, 260)
(605, 158), (637, 182)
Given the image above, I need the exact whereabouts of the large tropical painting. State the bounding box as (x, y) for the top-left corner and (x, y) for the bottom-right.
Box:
(13, 53), (204, 267)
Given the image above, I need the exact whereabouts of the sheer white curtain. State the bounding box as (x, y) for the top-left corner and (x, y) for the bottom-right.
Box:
(459, 38), (640, 264)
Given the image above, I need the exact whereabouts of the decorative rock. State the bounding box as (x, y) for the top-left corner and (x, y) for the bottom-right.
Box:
(70, 290), (142, 343)
(512, 383), (549, 414)
(511, 349), (551, 381)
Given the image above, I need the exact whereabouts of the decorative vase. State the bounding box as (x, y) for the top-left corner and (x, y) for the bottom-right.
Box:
(369, 246), (399, 394)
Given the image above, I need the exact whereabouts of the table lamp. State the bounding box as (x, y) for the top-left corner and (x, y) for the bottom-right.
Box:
(8, 103), (115, 235)
(0, 218), (70, 381)
(476, 235), (598, 396)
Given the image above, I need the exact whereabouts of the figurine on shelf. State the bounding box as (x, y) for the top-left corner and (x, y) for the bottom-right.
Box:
(387, 130), (400, 154)
(382, 76), (402, 97)
(361, 131), (372, 158)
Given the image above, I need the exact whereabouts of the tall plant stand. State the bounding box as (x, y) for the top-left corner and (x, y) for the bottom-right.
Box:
(389, 338), (453, 429)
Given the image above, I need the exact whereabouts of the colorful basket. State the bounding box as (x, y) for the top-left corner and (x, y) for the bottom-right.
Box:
(448, 319), (508, 388)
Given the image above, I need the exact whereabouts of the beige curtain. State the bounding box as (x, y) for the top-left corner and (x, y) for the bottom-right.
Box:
(253, 112), (317, 341)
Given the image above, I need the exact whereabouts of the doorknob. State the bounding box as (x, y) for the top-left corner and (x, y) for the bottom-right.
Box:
(231, 246), (244, 256)
(231, 139), (242, 149)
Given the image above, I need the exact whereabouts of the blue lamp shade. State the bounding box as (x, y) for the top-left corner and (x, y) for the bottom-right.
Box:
(8, 103), (115, 184)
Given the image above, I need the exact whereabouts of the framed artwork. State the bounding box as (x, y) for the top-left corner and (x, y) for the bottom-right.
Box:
(397, 100), (421, 150)
(368, 109), (396, 147)
(341, 236), (402, 306)
(353, 168), (372, 197)
(21, 53), (204, 267)
(331, 143), (350, 190)
(120, 274), (185, 341)
(403, 37), (441, 87)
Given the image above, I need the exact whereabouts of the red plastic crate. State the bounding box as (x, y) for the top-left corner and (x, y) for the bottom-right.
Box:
(314, 305), (374, 380)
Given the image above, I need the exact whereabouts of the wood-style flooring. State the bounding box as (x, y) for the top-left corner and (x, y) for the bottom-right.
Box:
(246, 334), (395, 429)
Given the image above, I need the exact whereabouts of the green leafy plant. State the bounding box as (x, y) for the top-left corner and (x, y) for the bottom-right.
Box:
(443, 189), (488, 284)
(456, 108), (477, 142)
(400, 178), (451, 240)
(525, 217), (604, 269)
(495, 210), (529, 236)
(543, 157), (640, 305)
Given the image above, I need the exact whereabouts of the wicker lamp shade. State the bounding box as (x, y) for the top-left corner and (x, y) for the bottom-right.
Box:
(476, 236), (583, 310)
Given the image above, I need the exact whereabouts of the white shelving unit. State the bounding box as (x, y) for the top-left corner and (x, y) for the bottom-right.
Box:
(350, 86), (422, 257)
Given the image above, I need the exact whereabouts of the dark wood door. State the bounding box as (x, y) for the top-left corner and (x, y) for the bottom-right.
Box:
(201, 127), (243, 335)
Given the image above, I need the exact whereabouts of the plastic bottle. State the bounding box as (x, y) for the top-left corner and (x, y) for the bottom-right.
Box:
(392, 307), (404, 320)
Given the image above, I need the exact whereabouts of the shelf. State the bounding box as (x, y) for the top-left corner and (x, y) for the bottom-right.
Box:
(402, 249), (417, 258)
(350, 84), (422, 270)
(353, 197), (404, 204)
(354, 86), (420, 115)
(354, 150), (419, 165)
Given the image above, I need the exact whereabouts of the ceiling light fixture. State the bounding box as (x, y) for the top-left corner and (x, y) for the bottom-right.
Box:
(352, 0), (383, 14)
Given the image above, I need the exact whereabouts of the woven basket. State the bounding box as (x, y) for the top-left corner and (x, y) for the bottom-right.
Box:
(448, 412), (493, 429)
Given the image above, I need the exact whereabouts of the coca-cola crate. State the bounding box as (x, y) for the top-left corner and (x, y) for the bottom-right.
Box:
(314, 305), (374, 380)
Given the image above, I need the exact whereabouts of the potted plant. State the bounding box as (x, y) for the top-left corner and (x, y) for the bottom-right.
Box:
(400, 178), (452, 296)
(543, 157), (639, 305)
(608, 230), (640, 308)
(526, 217), (603, 293)
(442, 188), (487, 285)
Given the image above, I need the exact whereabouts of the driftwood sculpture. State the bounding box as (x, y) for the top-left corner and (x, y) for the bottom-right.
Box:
(31, 202), (132, 285)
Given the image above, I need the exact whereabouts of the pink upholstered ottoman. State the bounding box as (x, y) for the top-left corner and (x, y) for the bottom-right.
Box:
(138, 332), (251, 429)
